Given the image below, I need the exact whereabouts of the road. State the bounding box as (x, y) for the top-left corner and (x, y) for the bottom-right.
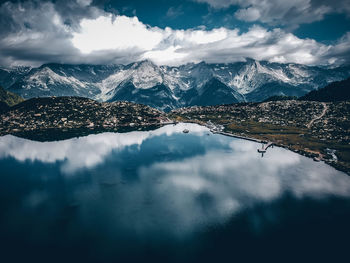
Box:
(307, 102), (327, 128)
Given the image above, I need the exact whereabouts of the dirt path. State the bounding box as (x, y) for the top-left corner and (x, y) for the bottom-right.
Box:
(307, 102), (327, 128)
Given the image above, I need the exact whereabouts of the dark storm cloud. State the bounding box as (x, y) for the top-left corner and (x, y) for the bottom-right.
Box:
(52, 0), (105, 29)
(0, 0), (117, 66)
(0, 1), (73, 65)
(0, 0), (109, 40)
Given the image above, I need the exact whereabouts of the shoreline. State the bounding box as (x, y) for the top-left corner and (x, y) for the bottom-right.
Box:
(178, 120), (350, 176)
(211, 126), (349, 176)
(0, 121), (176, 141)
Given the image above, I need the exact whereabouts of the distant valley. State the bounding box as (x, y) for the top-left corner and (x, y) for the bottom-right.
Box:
(1, 59), (349, 111)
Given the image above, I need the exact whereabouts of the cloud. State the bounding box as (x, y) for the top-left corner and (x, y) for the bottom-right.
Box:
(234, 7), (260, 22)
(72, 15), (164, 53)
(157, 25), (342, 66)
(0, 0), (349, 67)
(166, 6), (184, 19)
(194, 0), (235, 8)
(320, 32), (350, 65)
(76, 0), (92, 7)
(0, 0), (103, 66)
(194, 0), (350, 28)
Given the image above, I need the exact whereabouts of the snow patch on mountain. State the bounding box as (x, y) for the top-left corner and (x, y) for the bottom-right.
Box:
(288, 64), (311, 79)
(26, 67), (87, 92)
(226, 61), (295, 94)
(97, 69), (131, 100)
(130, 60), (163, 89)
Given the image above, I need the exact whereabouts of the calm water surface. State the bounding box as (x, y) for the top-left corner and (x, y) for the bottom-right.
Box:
(0, 123), (349, 263)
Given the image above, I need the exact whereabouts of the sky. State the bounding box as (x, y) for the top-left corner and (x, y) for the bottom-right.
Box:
(0, 0), (349, 67)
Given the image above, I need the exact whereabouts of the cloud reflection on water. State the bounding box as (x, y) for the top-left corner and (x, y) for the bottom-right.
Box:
(134, 140), (350, 233)
(1, 123), (350, 236)
(0, 123), (208, 173)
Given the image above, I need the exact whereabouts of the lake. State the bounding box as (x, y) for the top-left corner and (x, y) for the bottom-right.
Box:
(0, 123), (349, 263)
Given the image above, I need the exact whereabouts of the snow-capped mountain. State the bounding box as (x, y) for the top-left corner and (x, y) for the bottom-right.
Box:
(1, 59), (349, 111)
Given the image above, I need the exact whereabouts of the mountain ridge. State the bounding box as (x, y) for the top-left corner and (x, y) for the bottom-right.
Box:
(1, 59), (349, 110)
(300, 77), (350, 102)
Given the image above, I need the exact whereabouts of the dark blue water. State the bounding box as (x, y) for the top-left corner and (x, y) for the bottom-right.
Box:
(0, 123), (349, 263)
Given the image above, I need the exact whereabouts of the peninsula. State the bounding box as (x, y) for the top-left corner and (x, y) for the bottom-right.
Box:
(170, 100), (350, 174)
(0, 96), (171, 140)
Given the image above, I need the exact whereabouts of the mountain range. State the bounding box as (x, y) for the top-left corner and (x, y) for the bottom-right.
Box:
(1, 59), (349, 111)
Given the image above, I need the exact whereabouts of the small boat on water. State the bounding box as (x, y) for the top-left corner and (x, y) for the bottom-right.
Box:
(313, 157), (321, 162)
(183, 129), (189, 133)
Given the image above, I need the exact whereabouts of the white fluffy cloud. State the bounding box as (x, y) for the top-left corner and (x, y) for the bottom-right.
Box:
(169, 26), (332, 65)
(56, 12), (350, 66)
(72, 18), (229, 54)
(0, 0), (349, 67)
(72, 15), (164, 53)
